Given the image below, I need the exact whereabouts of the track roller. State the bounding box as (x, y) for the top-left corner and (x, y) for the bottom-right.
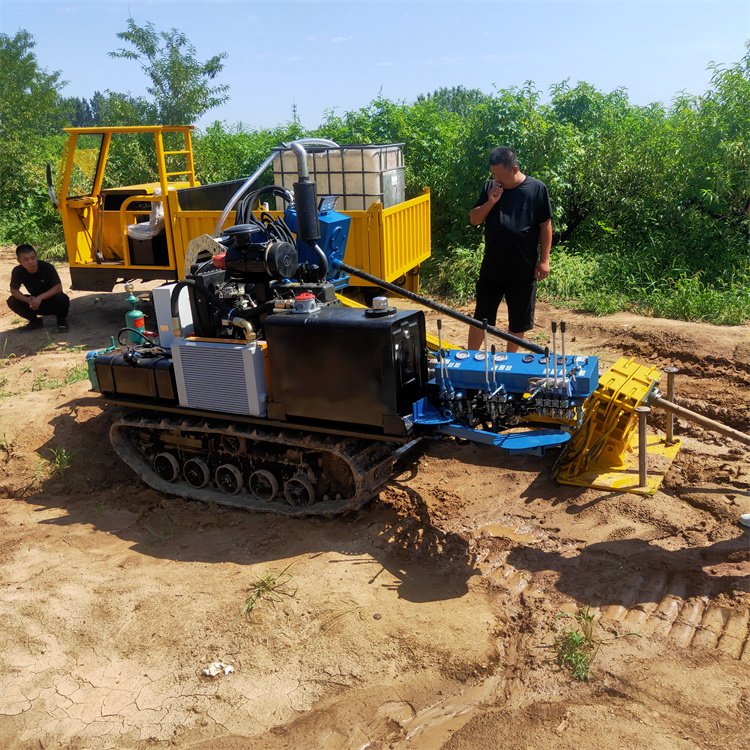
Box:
(215, 463), (243, 494)
(248, 469), (279, 502)
(184, 457), (211, 488)
(154, 452), (180, 482)
(110, 412), (401, 516)
(283, 475), (316, 507)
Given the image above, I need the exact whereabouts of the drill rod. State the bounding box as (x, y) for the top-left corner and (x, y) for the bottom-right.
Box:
(337, 261), (545, 354)
(651, 396), (750, 447)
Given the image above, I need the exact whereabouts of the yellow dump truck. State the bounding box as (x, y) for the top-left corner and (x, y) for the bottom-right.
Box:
(54, 125), (431, 292)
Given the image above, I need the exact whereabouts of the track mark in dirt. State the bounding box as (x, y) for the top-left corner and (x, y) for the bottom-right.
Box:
(600, 577), (750, 660)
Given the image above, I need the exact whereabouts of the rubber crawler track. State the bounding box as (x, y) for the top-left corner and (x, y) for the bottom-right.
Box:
(110, 410), (402, 517)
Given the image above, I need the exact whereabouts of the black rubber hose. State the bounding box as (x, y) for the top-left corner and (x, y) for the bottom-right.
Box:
(311, 242), (329, 280)
(237, 185), (295, 225)
(335, 260), (545, 354)
(275, 215), (296, 245)
(169, 279), (230, 322)
(117, 328), (157, 347)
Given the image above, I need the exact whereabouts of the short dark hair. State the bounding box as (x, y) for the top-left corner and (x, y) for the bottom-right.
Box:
(488, 147), (518, 169)
(16, 244), (36, 257)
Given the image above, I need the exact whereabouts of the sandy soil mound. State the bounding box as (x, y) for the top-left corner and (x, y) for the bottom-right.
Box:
(0, 246), (748, 749)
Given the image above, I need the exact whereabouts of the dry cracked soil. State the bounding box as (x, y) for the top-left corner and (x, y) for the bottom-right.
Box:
(0, 245), (748, 749)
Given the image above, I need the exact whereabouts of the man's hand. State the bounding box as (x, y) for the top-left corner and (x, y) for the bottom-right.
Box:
(28, 296), (41, 310)
(487, 181), (503, 205)
(469, 180), (504, 225)
(535, 259), (550, 281)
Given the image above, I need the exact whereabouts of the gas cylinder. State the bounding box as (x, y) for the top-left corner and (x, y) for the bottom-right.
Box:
(124, 282), (146, 344)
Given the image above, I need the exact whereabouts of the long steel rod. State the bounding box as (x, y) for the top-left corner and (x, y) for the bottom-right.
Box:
(664, 367), (678, 444)
(651, 396), (750, 447)
(336, 261), (545, 353)
(635, 406), (650, 487)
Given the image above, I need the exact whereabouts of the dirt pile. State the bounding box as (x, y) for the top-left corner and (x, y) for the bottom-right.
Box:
(0, 246), (748, 749)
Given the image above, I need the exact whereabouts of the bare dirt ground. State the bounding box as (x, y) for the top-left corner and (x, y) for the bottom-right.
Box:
(0, 245), (748, 750)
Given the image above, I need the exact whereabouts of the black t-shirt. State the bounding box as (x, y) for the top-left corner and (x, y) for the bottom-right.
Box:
(10, 260), (62, 296)
(474, 176), (552, 281)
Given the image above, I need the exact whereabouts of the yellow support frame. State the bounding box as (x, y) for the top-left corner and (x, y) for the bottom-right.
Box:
(554, 357), (681, 496)
(59, 126), (196, 275)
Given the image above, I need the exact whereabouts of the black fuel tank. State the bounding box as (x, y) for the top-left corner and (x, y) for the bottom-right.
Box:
(95, 353), (177, 403)
(265, 306), (427, 435)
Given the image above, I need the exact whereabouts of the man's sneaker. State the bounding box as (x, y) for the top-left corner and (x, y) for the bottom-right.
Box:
(57, 319), (69, 333)
(23, 318), (44, 331)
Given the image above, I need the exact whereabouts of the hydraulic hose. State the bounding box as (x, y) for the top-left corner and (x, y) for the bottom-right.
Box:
(236, 185), (294, 225)
(312, 242), (329, 280)
(169, 279), (231, 337)
(333, 259), (545, 354)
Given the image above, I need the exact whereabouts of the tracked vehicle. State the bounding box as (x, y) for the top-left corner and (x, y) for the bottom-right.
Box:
(89, 139), (746, 516)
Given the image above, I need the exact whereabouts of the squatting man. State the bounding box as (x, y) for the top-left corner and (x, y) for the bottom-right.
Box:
(7, 244), (70, 332)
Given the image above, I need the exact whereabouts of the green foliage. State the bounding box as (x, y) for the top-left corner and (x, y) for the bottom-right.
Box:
(46, 447), (74, 481)
(637, 269), (750, 324)
(194, 120), (306, 184)
(32, 372), (62, 391)
(0, 32), (68, 245)
(63, 364), (89, 385)
(554, 605), (600, 681)
(239, 564), (297, 620)
(110, 18), (229, 125)
(421, 244), (483, 304)
(1, 25), (748, 323)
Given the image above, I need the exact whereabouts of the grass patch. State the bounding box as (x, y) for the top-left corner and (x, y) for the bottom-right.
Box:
(554, 605), (600, 681)
(553, 604), (640, 682)
(0, 338), (16, 366)
(637, 271), (750, 325)
(32, 372), (63, 391)
(421, 244), (482, 305)
(30, 365), (89, 391)
(63, 364), (89, 385)
(424, 244), (750, 325)
(40, 242), (68, 263)
(239, 563), (297, 619)
(46, 447), (74, 481)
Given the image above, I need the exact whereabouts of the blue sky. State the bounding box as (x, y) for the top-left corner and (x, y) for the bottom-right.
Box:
(1, 0), (748, 130)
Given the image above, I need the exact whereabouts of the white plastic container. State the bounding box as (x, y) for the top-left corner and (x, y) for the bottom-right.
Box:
(273, 144), (405, 211)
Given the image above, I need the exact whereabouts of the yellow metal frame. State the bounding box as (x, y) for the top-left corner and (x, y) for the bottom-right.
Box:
(554, 357), (682, 496)
(171, 193), (432, 288)
(58, 126), (431, 292)
(59, 126), (197, 272)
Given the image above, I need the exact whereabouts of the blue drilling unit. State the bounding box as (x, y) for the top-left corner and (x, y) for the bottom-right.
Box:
(86, 140), (600, 516)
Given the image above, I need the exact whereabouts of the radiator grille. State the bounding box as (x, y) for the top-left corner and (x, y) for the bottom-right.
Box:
(172, 340), (267, 416)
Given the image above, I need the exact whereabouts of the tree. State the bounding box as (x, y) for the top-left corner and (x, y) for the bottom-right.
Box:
(61, 96), (95, 127)
(0, 30), (66, 135)
(109, 18), (229, 125)
(0, 30), (68, 243)
(416, 86), (486, 117)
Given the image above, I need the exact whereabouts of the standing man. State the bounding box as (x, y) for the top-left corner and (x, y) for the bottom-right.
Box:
(7, 244), (70, 332)
(468, 147), (552, 352)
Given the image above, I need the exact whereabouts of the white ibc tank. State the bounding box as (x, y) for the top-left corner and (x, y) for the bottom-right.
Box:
(273, 144), (405, 211)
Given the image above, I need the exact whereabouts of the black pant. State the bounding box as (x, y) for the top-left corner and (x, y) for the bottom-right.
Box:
(7, 293), (70, 322)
